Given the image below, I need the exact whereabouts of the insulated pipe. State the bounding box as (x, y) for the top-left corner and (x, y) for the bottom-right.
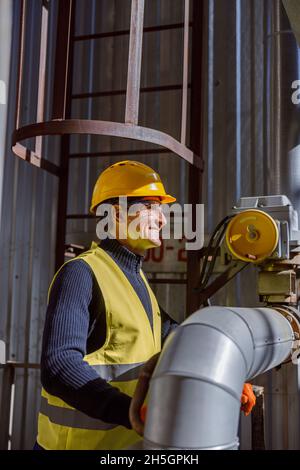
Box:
(142, 306), (295, 450)
(266, 1), (300, 210)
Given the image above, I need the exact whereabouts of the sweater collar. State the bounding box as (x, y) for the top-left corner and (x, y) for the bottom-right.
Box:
(99, 238), (144, 273)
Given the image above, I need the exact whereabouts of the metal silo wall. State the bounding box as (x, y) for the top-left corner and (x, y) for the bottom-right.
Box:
(0, 0), (59, 449)
(203, 0), (300, 449)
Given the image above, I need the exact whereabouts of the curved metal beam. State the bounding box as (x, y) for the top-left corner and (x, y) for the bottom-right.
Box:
(12, 119), (202, 171)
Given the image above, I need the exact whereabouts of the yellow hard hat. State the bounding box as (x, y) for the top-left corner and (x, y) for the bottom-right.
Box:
(90, 160), (176, 214)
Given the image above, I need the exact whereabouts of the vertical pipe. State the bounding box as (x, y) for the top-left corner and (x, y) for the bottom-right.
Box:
(266, 0), (300, 207)
(125, 0), (145, 125)
(15, 0), (26, 130)
(235, 0), (241, 200)
(8, 381), (15, 450)
(35, 2), (49, 156)
(179, 0), (190, 206)
(19, 168), (37, 449)
(0, 365), (15, 449)
(0, 0), (13, 222)
(186, 0), (204, 316)
(55, 1), (75, 270)
(180, 0), (190, 145)
(84, 0), (96, 234)
(52, 0), (73, 120)
(235, 0), (242, 307)
(271, 0), (282, 194)
(206, 0), (214, 233)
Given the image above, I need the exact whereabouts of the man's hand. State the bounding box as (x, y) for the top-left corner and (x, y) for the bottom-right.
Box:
(129, 354), (160, 436)
(241, 383), (256, 416)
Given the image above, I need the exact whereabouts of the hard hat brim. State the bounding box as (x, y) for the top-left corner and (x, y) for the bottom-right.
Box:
(159, 194), (177, 204)
(90, 193), (176, 214)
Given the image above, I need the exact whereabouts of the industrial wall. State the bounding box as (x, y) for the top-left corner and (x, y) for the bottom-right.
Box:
(0, 0), (299, 450)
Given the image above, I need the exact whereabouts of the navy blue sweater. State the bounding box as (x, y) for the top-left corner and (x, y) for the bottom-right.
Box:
(41, 239), (178, 429)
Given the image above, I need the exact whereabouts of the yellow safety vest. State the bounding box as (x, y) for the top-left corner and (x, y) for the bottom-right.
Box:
(37, 243), (161, 450)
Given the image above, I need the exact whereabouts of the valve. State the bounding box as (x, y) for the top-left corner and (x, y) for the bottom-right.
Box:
(225, 209), (279, 263)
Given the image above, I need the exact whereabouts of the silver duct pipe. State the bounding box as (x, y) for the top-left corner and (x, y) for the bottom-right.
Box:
(143, 306), (295, 450)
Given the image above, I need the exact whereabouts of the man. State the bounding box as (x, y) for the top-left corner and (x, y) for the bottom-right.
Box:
(36, 161), (255, 450)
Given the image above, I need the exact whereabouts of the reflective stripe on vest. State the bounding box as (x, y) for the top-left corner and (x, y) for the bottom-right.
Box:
(40, 397), (117, 431)
(91, 362), (144, 382)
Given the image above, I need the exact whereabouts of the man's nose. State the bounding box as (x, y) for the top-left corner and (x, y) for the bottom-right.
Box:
(158, 209), (167, 229)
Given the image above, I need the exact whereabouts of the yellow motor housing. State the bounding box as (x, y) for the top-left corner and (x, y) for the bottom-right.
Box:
(225, 209), (279, 263)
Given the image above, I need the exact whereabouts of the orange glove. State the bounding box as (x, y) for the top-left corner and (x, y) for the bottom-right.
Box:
(139, 404), (147, 423)
(240, 383), (256, 416)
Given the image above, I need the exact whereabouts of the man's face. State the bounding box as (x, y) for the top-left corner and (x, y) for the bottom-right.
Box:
(128, 200), (167, 248)
(116, 198), (167, 252)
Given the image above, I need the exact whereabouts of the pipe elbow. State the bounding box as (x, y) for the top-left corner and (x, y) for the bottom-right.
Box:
(143, 306), (294, 450)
